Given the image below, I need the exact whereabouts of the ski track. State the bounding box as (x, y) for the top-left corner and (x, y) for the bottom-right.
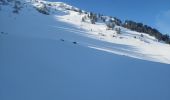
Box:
(48, 25), (170, 64)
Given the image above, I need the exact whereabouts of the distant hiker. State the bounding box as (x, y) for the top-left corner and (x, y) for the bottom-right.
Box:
(73, 42), (77, 44)
(60, 39), (64, 41)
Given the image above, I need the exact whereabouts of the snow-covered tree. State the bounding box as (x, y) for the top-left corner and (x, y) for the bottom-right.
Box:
(106, 19), (115, 30)
(36, 3), (49, 15)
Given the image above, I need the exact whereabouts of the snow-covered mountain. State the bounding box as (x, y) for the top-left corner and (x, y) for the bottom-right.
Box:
(1, 0), (170, 64)
(0, 0), (170, 100)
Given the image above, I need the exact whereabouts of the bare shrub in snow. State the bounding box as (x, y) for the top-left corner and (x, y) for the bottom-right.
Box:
(115, 28), (121, 34)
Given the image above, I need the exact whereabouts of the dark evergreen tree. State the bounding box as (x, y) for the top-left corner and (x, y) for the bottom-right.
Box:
(122, 20), (170, 43)
(88, 12), (97, 24)
(113, 17), (122, 26)
(161, 34), (170, 43)
(13, 0), (22, 13)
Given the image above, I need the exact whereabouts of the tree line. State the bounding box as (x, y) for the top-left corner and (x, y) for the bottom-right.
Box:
(80, 11), (170, 44)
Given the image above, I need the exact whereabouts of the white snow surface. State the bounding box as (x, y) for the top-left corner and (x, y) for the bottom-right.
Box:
(1, 0), (170, 100)
(1, 0), (170, 64)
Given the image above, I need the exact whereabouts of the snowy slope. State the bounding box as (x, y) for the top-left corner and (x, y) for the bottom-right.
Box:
(0, 0), (170, 100)
(0, 0), (170, 64)
(1, 32), (170, 100)
(56, 12), (170, 64)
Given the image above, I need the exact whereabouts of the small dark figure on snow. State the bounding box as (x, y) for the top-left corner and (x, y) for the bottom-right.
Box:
(73, 42), (77, 44)
(60, 39), (64, 42)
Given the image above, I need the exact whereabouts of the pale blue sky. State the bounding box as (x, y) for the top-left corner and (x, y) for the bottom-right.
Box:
(49, 0), (170, 34)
